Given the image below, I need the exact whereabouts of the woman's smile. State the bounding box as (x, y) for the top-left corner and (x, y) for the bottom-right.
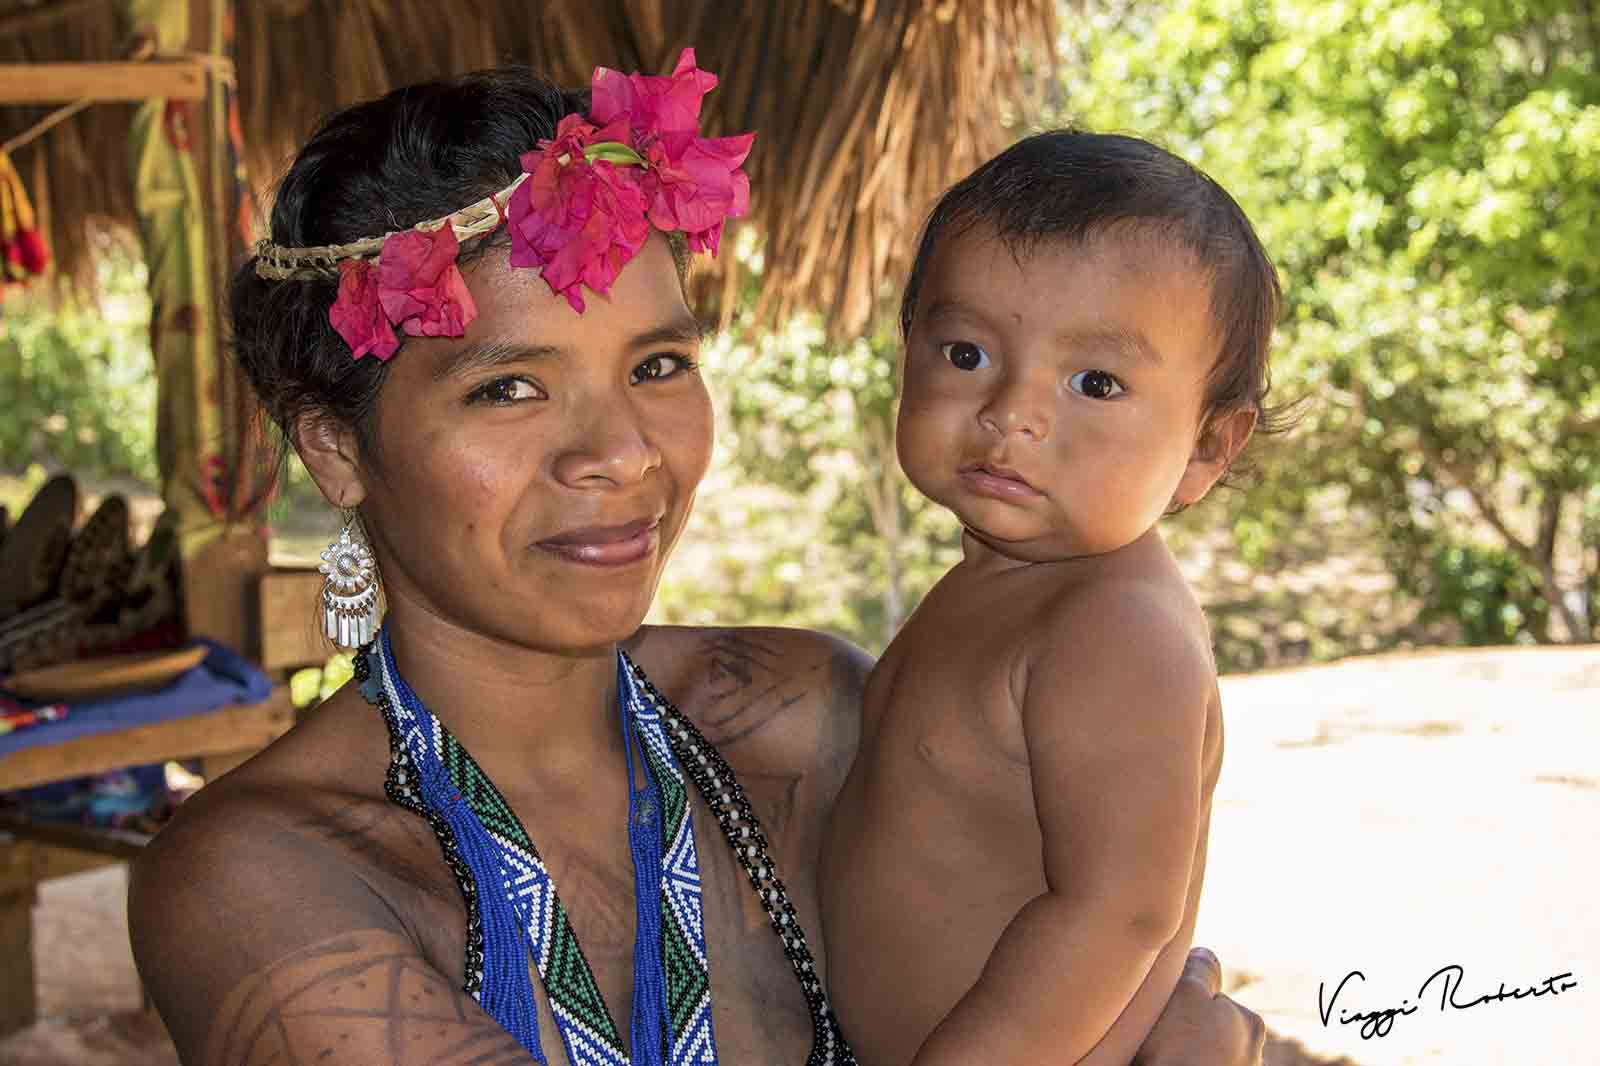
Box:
(536, 515), (661, 567)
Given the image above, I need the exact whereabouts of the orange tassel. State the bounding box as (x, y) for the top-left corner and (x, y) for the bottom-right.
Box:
(0, 150), (51, 286)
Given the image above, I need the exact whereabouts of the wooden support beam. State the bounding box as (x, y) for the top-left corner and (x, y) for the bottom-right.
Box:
(0, 61), (208, 104)
(0, 838), (123, 1039)
(0, 686), (294, 793)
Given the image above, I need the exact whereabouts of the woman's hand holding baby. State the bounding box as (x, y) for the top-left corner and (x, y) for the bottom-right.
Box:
(1134, 948), (1266, 1066)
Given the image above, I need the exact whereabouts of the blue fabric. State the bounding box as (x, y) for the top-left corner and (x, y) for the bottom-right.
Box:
(13, 762), (172, 825)
(0, 639), (274, 760)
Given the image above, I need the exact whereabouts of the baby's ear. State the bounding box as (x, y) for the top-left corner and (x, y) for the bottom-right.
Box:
(1175, 407), (1256, 506)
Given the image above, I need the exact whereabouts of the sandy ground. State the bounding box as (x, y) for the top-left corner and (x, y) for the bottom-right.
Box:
(1, 645), (1595, 1066)
(1198, 645), (1599, 1066)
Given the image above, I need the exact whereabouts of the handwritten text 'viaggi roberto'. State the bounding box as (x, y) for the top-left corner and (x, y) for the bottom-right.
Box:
(1319, 964), (1579, 1040)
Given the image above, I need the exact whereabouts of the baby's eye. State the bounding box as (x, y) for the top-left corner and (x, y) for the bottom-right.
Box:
(466, 376), (544, 405)
(1068, 369), (1125, 399)
(631, 353), (700, 384)
(940, 341), (991, 372)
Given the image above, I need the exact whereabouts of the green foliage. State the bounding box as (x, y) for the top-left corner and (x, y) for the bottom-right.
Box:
(0, 462), (51, 524)
(0, 250), (158, 483)
(1061, 0), (1600, 643)
(289, 651), (356, 709)
(1418, 543), (1548, 645)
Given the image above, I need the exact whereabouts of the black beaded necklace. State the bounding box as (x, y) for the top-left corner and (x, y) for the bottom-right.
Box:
(628, 655), (857, 1066)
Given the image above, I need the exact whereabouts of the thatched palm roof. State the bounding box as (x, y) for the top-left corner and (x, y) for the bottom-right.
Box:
(2, 0), (1053, 337)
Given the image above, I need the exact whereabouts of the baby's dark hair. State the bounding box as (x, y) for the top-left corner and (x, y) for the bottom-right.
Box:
(900, 130), (1285, 464)
(230, 68), (590, 464)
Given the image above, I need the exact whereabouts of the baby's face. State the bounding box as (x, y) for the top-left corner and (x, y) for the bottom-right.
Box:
(897, 226), (1228, 563)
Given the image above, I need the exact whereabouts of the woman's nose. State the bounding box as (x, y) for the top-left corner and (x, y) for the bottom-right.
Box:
(978, 374), (1051, 442)
(552, 403), (663, 487)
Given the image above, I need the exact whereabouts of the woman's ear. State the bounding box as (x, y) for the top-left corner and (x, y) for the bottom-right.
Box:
(293, 411), (368, 509)
(1175, 407), (1256, 507)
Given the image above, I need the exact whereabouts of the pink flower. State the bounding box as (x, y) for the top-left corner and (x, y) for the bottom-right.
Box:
(592, 48), (754, 256)
(508, 115), (602, 273)
(508, 116), (651, 312)
(505, 48), (754, 312)
(377, 226), (477, 338)
(328, 259), (399, 361)
(641, 132), (753, 255)
(590, 48), (718, 159)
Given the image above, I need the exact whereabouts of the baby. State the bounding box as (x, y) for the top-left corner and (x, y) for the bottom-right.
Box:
(821, 131), (1280, 1066)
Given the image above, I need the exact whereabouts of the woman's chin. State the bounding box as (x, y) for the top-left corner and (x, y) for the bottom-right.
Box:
(529, 590), (659, 650)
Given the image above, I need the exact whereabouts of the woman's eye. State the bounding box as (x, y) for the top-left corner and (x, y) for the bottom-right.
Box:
(466, 376), (543, 405)
(1068, 369), (1125, 399)
(631, 353), (700, 384)
(940, 341), (991, 371)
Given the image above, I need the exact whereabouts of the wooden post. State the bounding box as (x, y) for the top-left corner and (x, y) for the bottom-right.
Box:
(0, 843), (40, 1037)
(180, 526), (269, 660)
(0, 888), (37, 1036)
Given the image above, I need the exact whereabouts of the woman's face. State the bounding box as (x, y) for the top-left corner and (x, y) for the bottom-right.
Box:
(354, 235), (713, 654)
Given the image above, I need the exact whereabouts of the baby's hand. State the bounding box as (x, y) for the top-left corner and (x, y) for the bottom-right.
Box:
(1133, 948), (1265, 1066)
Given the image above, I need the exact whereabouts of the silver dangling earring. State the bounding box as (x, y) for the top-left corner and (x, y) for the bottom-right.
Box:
(318, 509), (381, 648)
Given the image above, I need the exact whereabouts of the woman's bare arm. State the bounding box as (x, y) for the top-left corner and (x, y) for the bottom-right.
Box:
(199, 928), (531, 1066)
(129, 787), (533, 1066)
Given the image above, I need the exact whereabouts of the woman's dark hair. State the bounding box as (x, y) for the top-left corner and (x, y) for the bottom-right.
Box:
(230, 68), (590, 463)
(899, 130), (1286, 453)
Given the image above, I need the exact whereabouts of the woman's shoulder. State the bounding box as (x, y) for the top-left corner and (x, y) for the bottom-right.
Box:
(129, 685), (456, 1058)
(626, 623), (872, 777)
(130, 758), (386, 939)
(629, 622), (872, 684)
(129, 686), (417, 969)
(130, 685), (407, 931)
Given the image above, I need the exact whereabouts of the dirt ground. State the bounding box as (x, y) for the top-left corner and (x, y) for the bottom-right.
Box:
(1, 645), (1595, 1066)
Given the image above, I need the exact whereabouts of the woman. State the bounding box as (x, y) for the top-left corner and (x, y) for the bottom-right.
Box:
(129, 58), (1265, 1066)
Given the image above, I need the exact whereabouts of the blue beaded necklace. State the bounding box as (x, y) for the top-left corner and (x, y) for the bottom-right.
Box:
(358, 633), (718, 1065)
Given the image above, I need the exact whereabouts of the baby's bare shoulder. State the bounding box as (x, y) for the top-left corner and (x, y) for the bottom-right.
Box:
(1047, 563), (1205, 647)
(1028, 572), (1215, 715)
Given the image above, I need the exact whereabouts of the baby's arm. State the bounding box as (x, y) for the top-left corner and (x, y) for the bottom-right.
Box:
(912, 583), (1212, 1066)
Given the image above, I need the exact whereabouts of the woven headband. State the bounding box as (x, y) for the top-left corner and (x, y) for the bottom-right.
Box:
(253, 48), (753, 361)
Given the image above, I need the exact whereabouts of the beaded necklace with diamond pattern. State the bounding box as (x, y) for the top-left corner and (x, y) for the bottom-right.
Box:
(629, 656), (857, 1066)
(358, 635), (707, 1065)
(353, 638), (855, 1066)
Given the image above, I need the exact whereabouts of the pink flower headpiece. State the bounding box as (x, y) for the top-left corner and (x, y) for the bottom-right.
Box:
(254, 49), (754, 361)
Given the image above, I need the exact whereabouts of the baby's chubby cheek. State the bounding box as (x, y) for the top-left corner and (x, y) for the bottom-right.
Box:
(893, 408), (951, 498)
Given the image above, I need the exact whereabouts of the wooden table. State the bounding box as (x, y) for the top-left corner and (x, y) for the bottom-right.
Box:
(0, 686), (295, 1036)
(0, 567), (328, 1035)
